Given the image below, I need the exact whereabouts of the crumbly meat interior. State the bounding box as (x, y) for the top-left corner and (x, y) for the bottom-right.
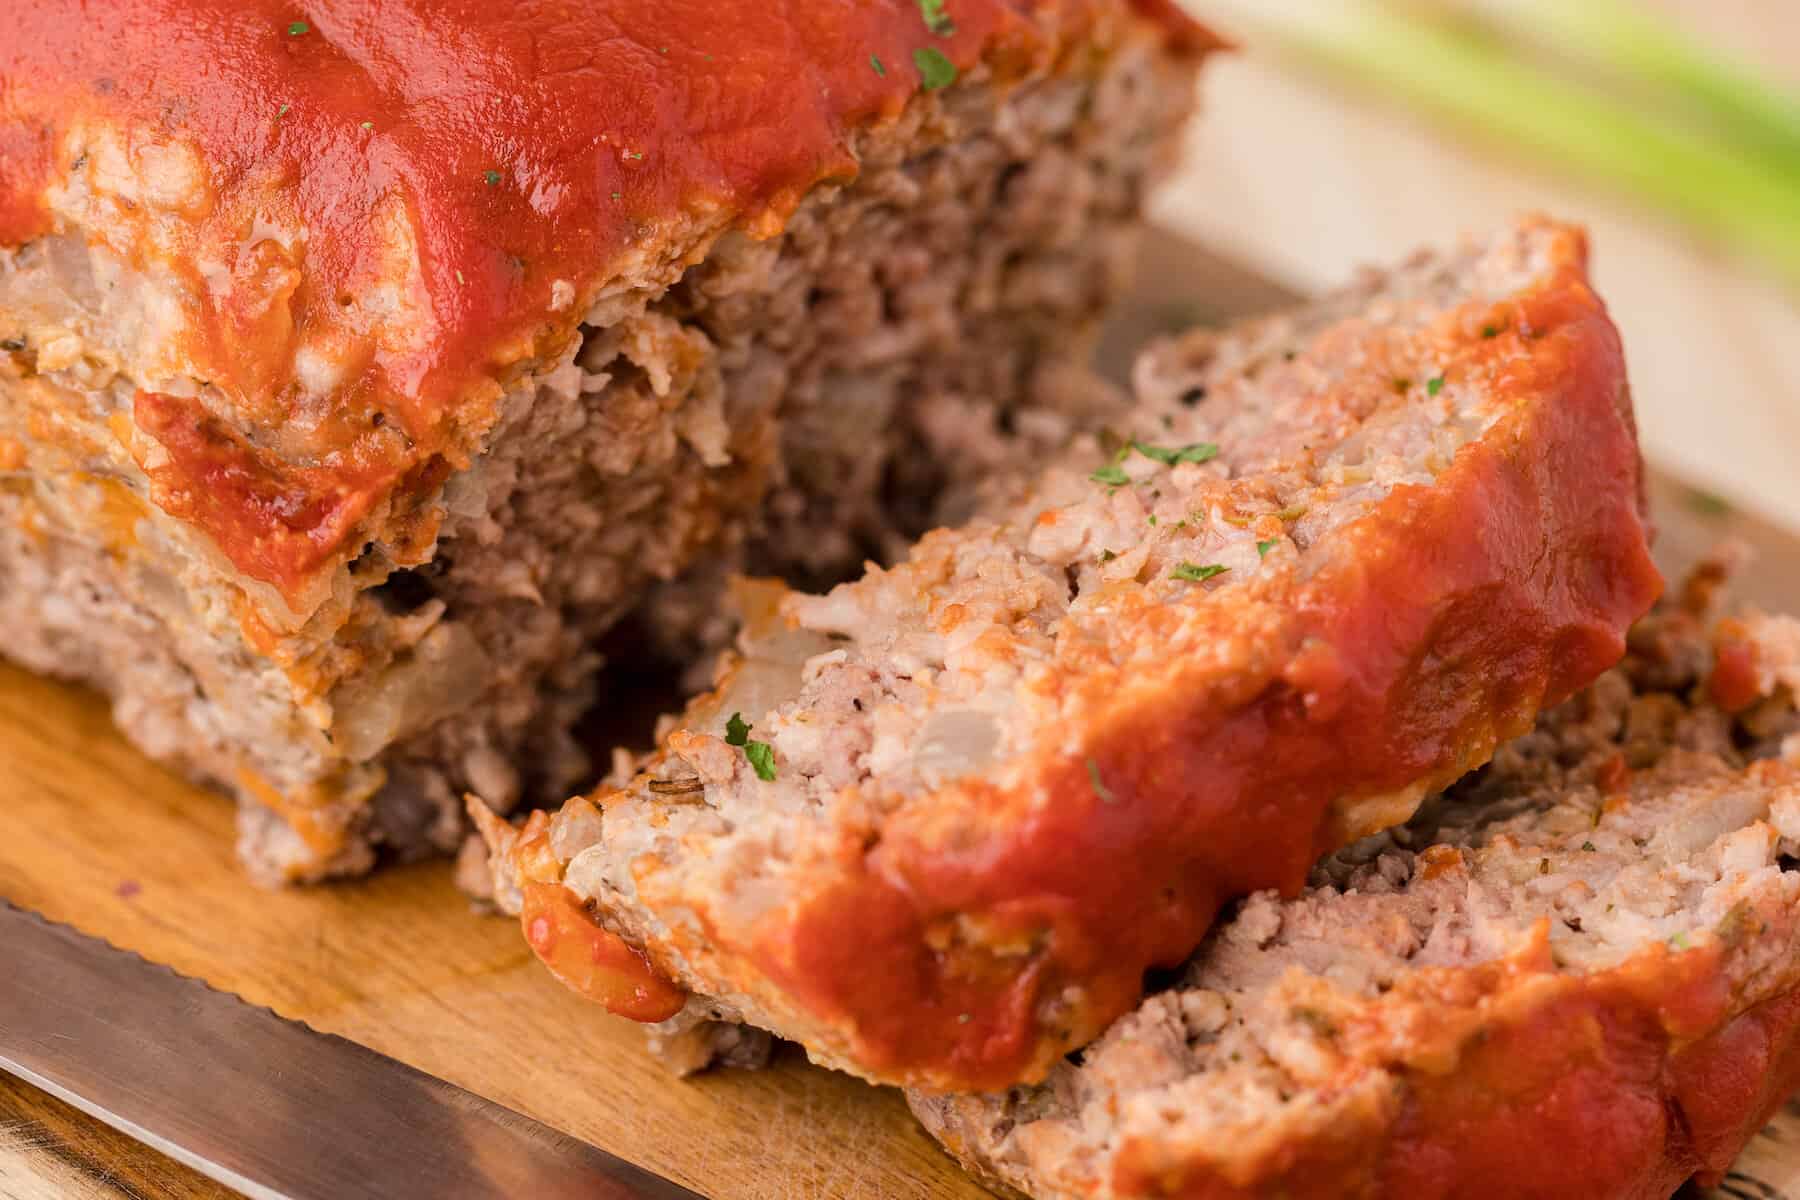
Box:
(0, 33), (1190, 881)
(550, 224), (1567, 945)
(908, 586), (1800, 1199)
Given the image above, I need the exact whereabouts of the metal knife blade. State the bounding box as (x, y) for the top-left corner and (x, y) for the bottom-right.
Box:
(0, 901), (702, 1200)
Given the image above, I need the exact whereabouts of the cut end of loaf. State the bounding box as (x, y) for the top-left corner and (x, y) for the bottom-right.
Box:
(911, 567), (1800, 1199)
(509, 216), (1661, 1091)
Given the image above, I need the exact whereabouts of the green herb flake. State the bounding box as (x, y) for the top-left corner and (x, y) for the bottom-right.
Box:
(1670, 931), (1692, 950)
(1426, 375), (1446, 397)
(1090, 462), (1130, 487)
(913, 46), (957, 90)
(360, 120), (374, 130)
(1580, 840), (1597, 852)
(277, 103), (290, 118)
(1481, 324), (1502, 339)
(1172, 562), (1229, 583)
(1086, 758), (1116, 804)
(870, 53), (886, 76)
(918, 0), (956, 35)
(744, 740), (778, 782)
(725, 711), (777, 780)
(483, 169), (502, 186)
(1686, 488), (1733, 517)
(287, 19), (310, 35)
(1099, 549), (1116, 563)
(1257, 540), (1277, 559)
(1146, 514), (1157, 526)
(1131, 439), (1219, 467)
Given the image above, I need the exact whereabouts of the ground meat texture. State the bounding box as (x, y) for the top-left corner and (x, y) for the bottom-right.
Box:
(0, 7), (1202, 882)
(484, 218), (1662, 1091)
(910, 578), (1800, 1200)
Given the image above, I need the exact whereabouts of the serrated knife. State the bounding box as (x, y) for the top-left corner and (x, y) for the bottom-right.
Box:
(0, 900), (701, 1199)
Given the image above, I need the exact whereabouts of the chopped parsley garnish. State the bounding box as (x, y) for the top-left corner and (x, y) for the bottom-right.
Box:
(1099, 549), (1116, 563)
(1580, 840), (1597, 852)
(1147, 514), (1157, 526)
(483, 169), (502, 185)
(287, 19), (310, 35)
(360, 120), (374, 130)
(1426, 375), (1445, 396)
(870, 53), (886, 76)
(1481, 324), (1501, 338)
(1670, 931), (1692, 950)
(1256, 540), (1277, 558)
(1090, 460), (1130, 487)
(1172, 562), (1229, 583)
(744, 741), (778, 782)
(1086, 759), (1115, 804)
(1130, 439), (1219, 467)
(277, 103), (290, 118)
(918, 0), (956, 34)
(914, 46), (957, 90)
(725, 712), (777, 781)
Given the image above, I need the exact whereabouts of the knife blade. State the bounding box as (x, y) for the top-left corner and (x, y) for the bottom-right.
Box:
(0, 900), (702, 1200)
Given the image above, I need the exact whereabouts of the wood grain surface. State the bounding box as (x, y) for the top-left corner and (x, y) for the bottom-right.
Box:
(3, 235), (1799, 1200)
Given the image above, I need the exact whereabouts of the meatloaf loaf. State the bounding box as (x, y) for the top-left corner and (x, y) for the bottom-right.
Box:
(477, 217), (1664, 1092)
(0, 0), (1208, 882)
(912, 575), (1800, 1200)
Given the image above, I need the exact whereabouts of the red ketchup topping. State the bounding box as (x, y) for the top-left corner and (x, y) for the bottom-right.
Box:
(1710, 619), (1766, 714)
(742, 239), (1664, 1091)
(2, 0), (1213, 600)
(521, 882), (687, 1023)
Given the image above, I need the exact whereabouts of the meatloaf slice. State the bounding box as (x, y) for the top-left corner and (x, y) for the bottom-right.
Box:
(911, 579), (1800, 1200)
(480, 217), (1663, 1091)
(0, 1), (1207, 881)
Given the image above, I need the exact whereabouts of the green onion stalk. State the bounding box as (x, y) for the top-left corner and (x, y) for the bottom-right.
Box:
(1204, 0), (1800, 290)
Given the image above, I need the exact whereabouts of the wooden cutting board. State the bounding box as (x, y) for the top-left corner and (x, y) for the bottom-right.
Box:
(3, 233), (1800, 1200)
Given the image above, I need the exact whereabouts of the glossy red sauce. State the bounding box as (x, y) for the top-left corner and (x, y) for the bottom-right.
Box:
(133, 390), (445, 597)
(520, 881), (687, 1023)
(1711, 618), (1766, 714)
(1109, 937), (1800, 1199)
(745, 250), (1664, 1091)
(2, 0), (1211, 600)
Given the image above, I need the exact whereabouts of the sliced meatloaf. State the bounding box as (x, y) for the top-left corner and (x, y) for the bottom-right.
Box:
(912, 578), (1800, 1200)
(479, 218), (1663, 1091)
(0, 0), (1208, 882)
